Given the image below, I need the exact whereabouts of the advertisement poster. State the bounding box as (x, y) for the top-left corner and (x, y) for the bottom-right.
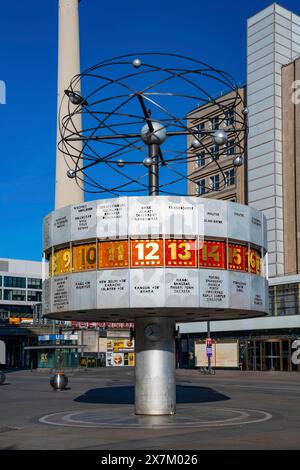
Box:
(106, 338), (135, 367)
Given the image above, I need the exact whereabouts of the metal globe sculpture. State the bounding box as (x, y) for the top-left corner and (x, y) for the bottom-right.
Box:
(50, 372), (68, 390)
(58, 53), (246, 197)
(0, 371), (5, 385)
(45, 53), (267, 417)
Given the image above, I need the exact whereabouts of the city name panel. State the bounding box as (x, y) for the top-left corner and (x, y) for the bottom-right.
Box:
(43, 196), (268, 322)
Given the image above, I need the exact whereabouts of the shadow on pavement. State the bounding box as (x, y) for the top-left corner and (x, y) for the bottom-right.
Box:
(74, 385), (230, 404)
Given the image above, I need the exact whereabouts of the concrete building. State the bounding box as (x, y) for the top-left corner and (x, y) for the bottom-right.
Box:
(282, 57), (300, 275)
(181, 3), (300, 372)
(0, 258), (43, 323)
(247, 3), (300, 278)
(187, 87), (247, 204)
(0, 258), (43, 367)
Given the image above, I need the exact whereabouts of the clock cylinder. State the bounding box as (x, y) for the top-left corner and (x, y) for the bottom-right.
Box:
(135, 317), (176, 415)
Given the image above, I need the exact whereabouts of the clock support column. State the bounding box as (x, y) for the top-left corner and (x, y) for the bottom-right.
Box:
(135, 317), (176, 415)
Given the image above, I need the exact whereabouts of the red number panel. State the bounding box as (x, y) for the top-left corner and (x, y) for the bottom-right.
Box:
(165, 239), (197, 267)
(199, 240), (226, 269)
(130, 239), (164, 268)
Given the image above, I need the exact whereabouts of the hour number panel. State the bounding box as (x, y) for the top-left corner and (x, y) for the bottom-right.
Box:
(72, 243), (97, 272)
(228, 244), (247, 272)
(98, 240), (129, 269)
(199, 241), (226, 269)
(53, 248), (72, 275)
(165, 239), (197, 267)
(247, 248), (261, 275)
(131, 239), (164, 267)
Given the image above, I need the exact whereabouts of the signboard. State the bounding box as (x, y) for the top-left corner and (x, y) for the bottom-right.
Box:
(206, 338), (213, 357)
(164, 197), (198, 236)
(130, 268), (165, 308)
(195, 341), (239, 368)
(43, 278), (51, 316)
(97, 197), (128, 238)
(228, 272), (251, 310)
(52, 206), (71, 246)
(69, 272), (97, 311)
(251, 275), (265, 312)
(106, 338), (135, 367)
(97, 270), (129, 309)
(202, 199), (227, 238)
(250, 209), (263, 247)
(43, 213), (52, 252)
(228, 203), (249, 242)
(71, 201), (97, 240)
(70, 321), (134, 329)
(128, 197), (163, 236)
(52, 276), (70, 313)
(199, 269), (229, 309)
(165, 269), (199, 308)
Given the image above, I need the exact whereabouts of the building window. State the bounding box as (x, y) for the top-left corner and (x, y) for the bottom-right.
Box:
(196, 179), (206, 195)
(197, 122), (205, 135)
(225, 109), (234, 126)
(0, 276), (2, 287)
(27, 290), (42, 302)
(27, 278), (42, 289)
(0, 290), (2, 300)
(224, 169), (235, 187)
(210, 116), (219, 130)
(4, 289), (26, 301)
(269, 283), (300, 316)
(210, 145), (219, 161)
(209, 175), (220, 191)
(196, 151), (206, 168)
(4, 276), (26, 288)
(227, 139), (235, 156)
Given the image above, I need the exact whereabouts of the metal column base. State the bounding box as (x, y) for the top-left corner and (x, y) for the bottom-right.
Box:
(135, 317), (176, 415)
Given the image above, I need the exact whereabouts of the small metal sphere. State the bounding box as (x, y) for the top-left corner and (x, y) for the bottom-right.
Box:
(213, 129), (228, 146)
(191, 138), (201, 149)
(141, 121), (167, 145)
(67, 169), (76, 179)
(143, 157), (154, 167)
(233, 155), (243, 167)
(70, 92), (83, 105)
(132, 58), (142, 68)
(50, 373), (68, 391)
(0, 371), (5, 385)
(64, 89), (88, 106)
(116, 159), (125, 168)
(242, 107), (249, 115)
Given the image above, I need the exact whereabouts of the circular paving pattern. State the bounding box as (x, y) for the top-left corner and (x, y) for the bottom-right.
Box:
(39, 405), (272, 429)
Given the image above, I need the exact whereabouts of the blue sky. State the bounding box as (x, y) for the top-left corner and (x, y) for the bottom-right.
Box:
(0, 0), (299, 261)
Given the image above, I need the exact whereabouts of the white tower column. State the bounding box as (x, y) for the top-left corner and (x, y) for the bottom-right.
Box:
(55, 0), (84, 209)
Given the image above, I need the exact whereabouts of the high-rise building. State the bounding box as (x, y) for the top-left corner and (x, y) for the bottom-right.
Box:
(282, 56), (300, 275)
(181, 3), (300, 372)
(247, 3), (300, 278)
